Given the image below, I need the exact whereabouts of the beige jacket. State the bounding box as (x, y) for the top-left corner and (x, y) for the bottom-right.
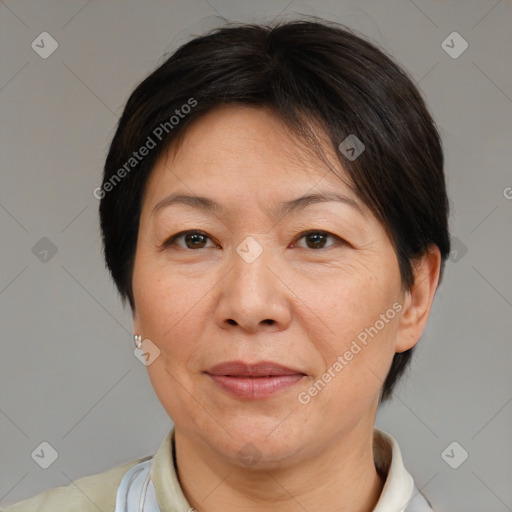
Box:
(2, 427), (433, 511)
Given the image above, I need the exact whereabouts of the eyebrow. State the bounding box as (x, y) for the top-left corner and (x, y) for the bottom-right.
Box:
(151, 191), (362, 218)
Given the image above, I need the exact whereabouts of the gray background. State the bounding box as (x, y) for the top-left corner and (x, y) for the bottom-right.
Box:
(1, 1), (511, 510)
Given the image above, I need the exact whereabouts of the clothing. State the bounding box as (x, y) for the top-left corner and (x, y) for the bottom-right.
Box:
(2, 427), (433, 511)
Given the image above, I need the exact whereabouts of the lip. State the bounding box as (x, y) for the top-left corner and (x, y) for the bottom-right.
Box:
(205, 361), (307, 399)
(206, 361), (305, 377)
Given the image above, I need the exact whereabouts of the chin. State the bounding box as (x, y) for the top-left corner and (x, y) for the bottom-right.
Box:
(204, 418), (309, 468)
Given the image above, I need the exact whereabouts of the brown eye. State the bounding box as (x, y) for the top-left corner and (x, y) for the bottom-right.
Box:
(164, 230), (216, 250)
(294, 231), (343, 250)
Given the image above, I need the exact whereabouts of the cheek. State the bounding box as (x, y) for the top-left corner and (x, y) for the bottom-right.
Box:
(314, 265), (399, 346)
(133, 258), (212, 422)
(132, 253), (208, 357)
(304, 267), (400, 402)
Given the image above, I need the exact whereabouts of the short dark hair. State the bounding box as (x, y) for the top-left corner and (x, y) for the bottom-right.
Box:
(99, 19), (450, 403)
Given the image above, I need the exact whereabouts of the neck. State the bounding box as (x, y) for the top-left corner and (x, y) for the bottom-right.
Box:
(173, 423), (385, 512)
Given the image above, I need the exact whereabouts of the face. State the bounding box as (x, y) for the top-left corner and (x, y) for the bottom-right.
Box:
(132, 105), (412, 467)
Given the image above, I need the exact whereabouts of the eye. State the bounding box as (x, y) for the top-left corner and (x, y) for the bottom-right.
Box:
(162, 229), (344, 251)
(293, 230), (344, 250)
(163, 230), (218, 250)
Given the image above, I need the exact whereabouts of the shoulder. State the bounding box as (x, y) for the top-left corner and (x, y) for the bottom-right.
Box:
(1, 456), (152, 512)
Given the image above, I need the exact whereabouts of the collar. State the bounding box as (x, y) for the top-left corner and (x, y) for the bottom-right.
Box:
(372, 428), (430, 511)
(149, 426), (430, 511)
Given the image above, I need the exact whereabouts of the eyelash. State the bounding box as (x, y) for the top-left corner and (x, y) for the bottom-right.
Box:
(162, 230), (345, 251)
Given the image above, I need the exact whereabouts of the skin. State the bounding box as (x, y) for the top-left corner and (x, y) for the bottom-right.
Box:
(132, 105), (441, 512)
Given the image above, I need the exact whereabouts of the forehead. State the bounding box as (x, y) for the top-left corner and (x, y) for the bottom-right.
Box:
(143, 105), (359, 213)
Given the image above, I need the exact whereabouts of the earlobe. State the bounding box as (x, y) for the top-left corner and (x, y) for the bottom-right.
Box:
(395, 246), (442, 353)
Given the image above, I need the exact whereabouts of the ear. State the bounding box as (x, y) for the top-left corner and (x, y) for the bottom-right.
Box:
(395, 245), (442, 353)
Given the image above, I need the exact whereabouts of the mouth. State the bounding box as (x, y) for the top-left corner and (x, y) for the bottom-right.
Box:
(205, 361), (307, 399)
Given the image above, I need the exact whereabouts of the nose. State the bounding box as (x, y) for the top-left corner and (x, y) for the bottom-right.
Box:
(214, 240), (292, 333)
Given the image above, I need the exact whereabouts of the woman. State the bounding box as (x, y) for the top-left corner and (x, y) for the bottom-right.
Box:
(4, 19), (450, 512)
